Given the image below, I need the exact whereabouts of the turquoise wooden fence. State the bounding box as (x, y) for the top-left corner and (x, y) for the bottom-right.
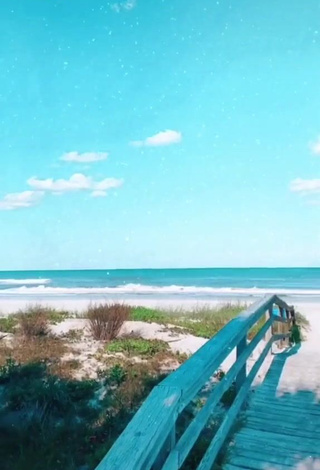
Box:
(95, 294), (295, 470)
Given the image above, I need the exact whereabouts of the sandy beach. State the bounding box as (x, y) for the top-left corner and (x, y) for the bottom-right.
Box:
(0, 294), (318, 314)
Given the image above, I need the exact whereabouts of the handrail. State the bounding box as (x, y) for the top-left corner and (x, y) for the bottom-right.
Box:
(95, 294), (295, 470)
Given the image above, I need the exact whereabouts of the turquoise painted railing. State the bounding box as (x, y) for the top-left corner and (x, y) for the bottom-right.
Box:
(95, 295), (295, 470)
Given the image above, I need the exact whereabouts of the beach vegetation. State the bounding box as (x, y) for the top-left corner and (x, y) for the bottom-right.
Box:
(0, 358), (168, 470)
(87, 302), (131, 340)
(15, 304), (71, 338)
(0, 335), (66, 371)
(295, 311), (310, 332)
(106, 337), (169, 357)
(17, 305), (50, 338)
(130, 303), (247, 339)
(0, 315), (19, 333)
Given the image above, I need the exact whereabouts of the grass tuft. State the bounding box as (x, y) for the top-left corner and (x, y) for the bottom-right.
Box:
(0, 316), (19, 333)
(106, 337), (169, 357)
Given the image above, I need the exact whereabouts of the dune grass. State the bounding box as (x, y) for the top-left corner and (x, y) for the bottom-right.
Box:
(130, 303), (247, 338)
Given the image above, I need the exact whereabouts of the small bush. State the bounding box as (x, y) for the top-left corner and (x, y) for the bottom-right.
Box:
(106, 338), (169, 357)
(0, 316), (19, 333)
(17, 306), (50, 338)
(105, 364), (127, 386)
(87, 303), (130, 341)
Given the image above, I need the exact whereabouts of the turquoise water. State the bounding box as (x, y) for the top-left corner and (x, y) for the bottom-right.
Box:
(0, 268), (319, 299)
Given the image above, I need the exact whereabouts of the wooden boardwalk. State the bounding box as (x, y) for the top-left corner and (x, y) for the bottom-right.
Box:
(226, 334), (320, 470)
(95, 296), (320, 470)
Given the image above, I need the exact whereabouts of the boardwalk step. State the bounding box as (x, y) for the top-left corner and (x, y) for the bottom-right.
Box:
(249, 399), (320, 415)
(234, 436), (319, 458)
(228, 455), (293, 469)
(245, 418), (320, 440)
(235, 429), (319, 454)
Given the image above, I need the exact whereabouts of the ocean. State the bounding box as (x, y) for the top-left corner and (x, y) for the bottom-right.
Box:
(0, 268), (319, 301)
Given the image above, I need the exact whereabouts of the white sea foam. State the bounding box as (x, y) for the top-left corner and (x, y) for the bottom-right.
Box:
(1, 283), (320, 297)
(0, 278), (51, 286)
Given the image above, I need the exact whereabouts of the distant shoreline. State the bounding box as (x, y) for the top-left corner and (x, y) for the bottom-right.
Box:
(0, 294), (319, 315)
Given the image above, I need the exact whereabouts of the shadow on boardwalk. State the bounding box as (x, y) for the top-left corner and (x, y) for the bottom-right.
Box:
(227, 344), (320, 470)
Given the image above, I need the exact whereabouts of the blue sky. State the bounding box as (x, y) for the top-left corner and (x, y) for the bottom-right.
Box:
(0, 0), (320, 270)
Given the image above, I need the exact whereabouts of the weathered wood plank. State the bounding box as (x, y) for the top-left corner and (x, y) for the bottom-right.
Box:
(230, 454), (294, 469)
(245, 418), (320, 440)
(234, 435), (320, 457)
(245, 409), (320, 428)
(223, 466), (249, 470)
(232, 447), (303, 467)
(235, 428), (320, 451)
(249, 400), (320, 416)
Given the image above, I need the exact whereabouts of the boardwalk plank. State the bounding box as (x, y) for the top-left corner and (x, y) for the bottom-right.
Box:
(229, 455), (293, 469)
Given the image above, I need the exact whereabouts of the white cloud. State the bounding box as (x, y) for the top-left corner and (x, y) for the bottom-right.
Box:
(290, 178), (320, 194)
(306, 199), (320, 206)
(0, 191), (44, 211)
(130, 130), (182, 148)
(310, 137), (320, 155)
(27, 173), (123, 195)
(111, 0), (136, 12)
(60, 151), (108, 163)
(91, 190), (107, 198)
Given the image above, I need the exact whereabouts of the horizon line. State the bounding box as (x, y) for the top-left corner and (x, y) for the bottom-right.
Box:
(0, 266), (319, 273)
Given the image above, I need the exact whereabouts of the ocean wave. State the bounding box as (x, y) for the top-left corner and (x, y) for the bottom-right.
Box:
(0, 278), (51, 286)
(1, 283), (320, 296)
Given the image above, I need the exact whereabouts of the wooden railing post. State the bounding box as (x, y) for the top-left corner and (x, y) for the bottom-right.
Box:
(153, 423), (176, 469)
(286, 307), (295, 346)
(266, 306), (273, 342)
(236, 334), (247, 393)
(278, 307), (285, 348)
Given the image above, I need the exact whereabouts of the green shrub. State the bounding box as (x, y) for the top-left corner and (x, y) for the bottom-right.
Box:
(105, 364), (127, 386)
(0, 316), (19, 333)
(106, 337), (169, 357)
